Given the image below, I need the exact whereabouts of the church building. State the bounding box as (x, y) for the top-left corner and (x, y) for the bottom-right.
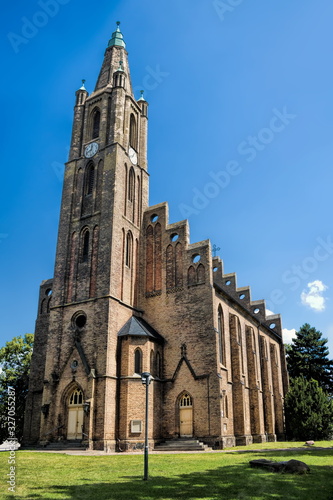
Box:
(24, 23), (288, 451)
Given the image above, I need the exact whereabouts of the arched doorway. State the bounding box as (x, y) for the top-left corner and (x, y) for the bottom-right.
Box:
(67, 388), (84, 440)
(179, 393), (193, 437)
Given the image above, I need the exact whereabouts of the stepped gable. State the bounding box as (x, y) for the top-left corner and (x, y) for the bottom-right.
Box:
(142, 201), (211, 293)
(143, 202), (190, 245)
(212, 256), (282, 337)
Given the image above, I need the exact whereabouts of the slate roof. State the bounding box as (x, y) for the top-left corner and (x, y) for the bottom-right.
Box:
(118, 316), (164, 343)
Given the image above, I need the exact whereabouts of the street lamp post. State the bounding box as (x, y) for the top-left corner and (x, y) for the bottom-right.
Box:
(141, 372), (152, 481)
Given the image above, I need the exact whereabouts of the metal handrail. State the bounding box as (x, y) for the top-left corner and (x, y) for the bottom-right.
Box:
(81, 430), (93, 442)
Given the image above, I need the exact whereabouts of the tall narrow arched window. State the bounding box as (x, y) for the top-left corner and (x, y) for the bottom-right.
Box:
(67, 232), (78, 301)
(40, 299), (46, 315)
(271, 344), (278, 366)
(146, 225), (154, 293)
(154, 223), (162, 291)
(166, 245), (175, 289)
(124, 164), (128, 217)
(92, 108), (100, 139)
(86, 164), (95, 195)
(134, 348), (142, 374)
(150, 350), (154, 374)
(197, 263), (205, 283)
(252, 331), (256, 352)
(156, 352), (161, 378)
(82, 230), (90, 262)
(175, 242), (183, 287)
(237, 318), (245, 374)
(218, 306), (225, 365)
(137, 176), (141, 225)
(89, 225), (99, 298)
(187, 266), (196, 286)
(263, 339), (268, 360)
(129, 114), (137, 150)
(128, 168), (135, 202)
(126, 231), (133, 268)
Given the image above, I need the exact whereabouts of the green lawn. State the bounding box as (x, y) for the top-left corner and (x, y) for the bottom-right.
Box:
(0, 443), (332, 500)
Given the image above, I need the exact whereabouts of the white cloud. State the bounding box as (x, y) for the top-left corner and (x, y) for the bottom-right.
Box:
(282, 328), (296, 344)
(300, 280), (328, 312)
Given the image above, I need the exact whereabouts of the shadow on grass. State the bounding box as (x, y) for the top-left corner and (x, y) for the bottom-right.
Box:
(249, 448), (333, 459)
(7, 460), (333, 500)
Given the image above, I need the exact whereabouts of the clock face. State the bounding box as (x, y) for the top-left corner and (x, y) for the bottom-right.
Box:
(128, 147), (138, 165)
(84, 142), (99, 158)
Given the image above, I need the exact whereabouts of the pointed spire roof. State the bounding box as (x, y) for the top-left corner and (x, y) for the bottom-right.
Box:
(108, 21), (126, 49)
(79, 79), (87, 91)
(138, 90), (146, 101)
(118, 317), (164, 343)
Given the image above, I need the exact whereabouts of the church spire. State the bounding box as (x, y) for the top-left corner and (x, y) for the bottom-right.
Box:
(94, 21), (132, 93)
(108, 21), (126, 48)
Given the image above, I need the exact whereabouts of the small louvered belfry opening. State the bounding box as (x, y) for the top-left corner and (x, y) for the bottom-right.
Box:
(87, 165), (95, 195)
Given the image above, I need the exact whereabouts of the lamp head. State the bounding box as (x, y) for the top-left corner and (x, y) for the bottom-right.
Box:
(83, 401), (90, 414)
(141, 372), (152, 385)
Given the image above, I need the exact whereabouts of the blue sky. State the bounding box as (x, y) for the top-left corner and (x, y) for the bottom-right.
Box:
(1, 0), (333, 354)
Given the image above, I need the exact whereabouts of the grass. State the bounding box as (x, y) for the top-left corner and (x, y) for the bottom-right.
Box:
(0, 442), (332, 500)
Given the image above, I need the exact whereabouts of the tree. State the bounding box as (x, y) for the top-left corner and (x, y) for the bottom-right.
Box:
(0, 334), (34, 443)
(286, 323), (333, 394)
(285, 377), (333, 440)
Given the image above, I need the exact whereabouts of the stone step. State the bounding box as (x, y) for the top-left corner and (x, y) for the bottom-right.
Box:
(157, 443), (204, 449)
(41, 441), (87, 450)
(154, 439), (212, 452)
(155, 446), (208, 451)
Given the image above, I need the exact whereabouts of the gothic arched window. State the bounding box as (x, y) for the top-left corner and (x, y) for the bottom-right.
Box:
(82, 230), (90, 262)
(179, 393), (192, 407)
(69, 388), (83, 406)
(129, 114), (137, 150)
(92, 108), (100, 139)
(237, 317), (245, 374)
(187, 266), (196, 286)
(150, 350), (154, 374)
(218, 306), (225, 365)
(128, 168), (135, 202)
(156, 352), (161, 378)
(197, 263), (205, 283)
(134, 348), (142, 374)
(86, 164), (95, 195)
(126, 231), (133, 268)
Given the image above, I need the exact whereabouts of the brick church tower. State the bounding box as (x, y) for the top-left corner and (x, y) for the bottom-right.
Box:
(24, 23), (288, 451)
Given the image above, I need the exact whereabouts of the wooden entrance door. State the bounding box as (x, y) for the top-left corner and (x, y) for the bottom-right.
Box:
(67, 389), (84, 439)
(179, 393), (193, 437)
